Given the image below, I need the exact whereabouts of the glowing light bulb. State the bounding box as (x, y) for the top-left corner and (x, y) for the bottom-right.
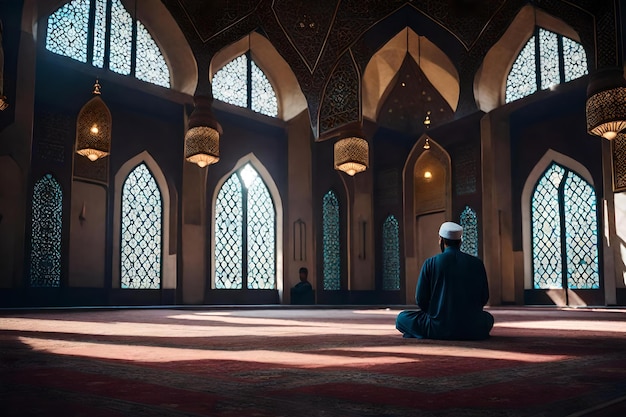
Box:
(197, 160), (208, 168)
(90, 125), (99, 134)
(603, 131), (618, 140)
(424, 171), (432, 179)
(87, 153), (99, 161)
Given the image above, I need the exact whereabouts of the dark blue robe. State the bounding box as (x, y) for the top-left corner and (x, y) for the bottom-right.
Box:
(291, 281), (314, 304)
(396, 246), (494, 340)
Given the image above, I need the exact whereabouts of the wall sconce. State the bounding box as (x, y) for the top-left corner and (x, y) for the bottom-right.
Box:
(78, 202), (86, 226)
(293, 219), (306, 261)
(586, 68), (626, 140)
(185, 95), (222, 168)
(334, 128), (369, 176)
(76, 80), (111, 161)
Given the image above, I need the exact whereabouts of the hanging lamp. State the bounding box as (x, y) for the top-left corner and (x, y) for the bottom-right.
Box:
(334, 127), (369, 176)
(423, 111), (431, 149)
(76, 80), (111, 161)
(586, 68), (626, 140)
(185, 95), (222, 168)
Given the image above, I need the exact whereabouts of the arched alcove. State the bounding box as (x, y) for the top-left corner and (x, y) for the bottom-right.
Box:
(474, 5), (586, 112)
(402, 135), (451, 303)
(209, 32), (307, 121)
(413, 150), (448, 216)
(362, 28), (459, 122)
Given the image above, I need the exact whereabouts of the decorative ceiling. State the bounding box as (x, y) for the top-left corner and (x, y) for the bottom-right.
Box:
(378, 55), (454, 137)
(163, 0), (615, 138)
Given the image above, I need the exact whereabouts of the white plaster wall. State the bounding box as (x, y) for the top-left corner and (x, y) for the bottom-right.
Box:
(285, 111), (314, 302)
(69, 181), (106, 287)
(351, 187), (374, 291)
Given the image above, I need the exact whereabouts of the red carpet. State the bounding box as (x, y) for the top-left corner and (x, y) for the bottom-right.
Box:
(1, 307), (626, 416)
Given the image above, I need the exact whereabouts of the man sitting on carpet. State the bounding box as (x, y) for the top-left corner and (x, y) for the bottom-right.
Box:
(396, 221), (494, 340)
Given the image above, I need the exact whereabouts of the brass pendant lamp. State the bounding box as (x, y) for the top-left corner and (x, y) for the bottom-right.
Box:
(334, 127), (369, 176)
(185, 95), (222, 168)
(586, 68), (626, 140)
(76, 80), (111, 161)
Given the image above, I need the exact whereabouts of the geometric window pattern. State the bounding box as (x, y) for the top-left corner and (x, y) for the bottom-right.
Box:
(531, 163), (599, 289)
(382, 215), (400, 291)
(563, 171), (600, 289)
(30, 174), (63, 288)
(460, 206), (479, 257)
(214, 164), (276, 290)
(121, 163), (162, 289)
(215, 174), (243, 289)
(532, 164), (564, 289)
(46, 0), (90, 63)
(506, 28), (587, 103)
(46, 0), (170, 88)
(322, 190), (341, 290)
(244, 164), (276, 289)
(213, 52), (278, 118)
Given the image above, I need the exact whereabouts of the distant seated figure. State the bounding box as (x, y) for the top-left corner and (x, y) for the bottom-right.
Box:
(396, 222), (494, 340)
(291, 267), (314, 305)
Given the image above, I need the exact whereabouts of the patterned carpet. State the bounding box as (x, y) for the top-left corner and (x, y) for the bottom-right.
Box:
(1, 307), (626, 417)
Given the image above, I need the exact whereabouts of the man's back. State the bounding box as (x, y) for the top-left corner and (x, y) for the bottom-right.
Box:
(416, 247), (490, 339)
(396, 221), (493, 340)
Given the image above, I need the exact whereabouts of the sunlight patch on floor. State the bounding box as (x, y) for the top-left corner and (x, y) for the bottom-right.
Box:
(332, 345), (569, 363)
(18, 336), (414, 368)
(496, 320), (626, 333)
(1, 316), (396, 337)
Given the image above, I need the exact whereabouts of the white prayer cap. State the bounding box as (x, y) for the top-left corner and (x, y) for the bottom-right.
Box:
(439, 221), (463, 240)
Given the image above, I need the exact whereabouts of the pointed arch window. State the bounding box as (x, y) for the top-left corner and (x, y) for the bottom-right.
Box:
(506, 28), (587, 103)
(121, 163), (162, 289)
(531, 163), (599, 289)
(45, 0), (170, 88)
(382, 215), (400, 291)
(214, 163), (276, 289)
(460, 206), (479, 257)
(30, 174), (63, 287)
(212, 52), (278, 117)
(322, 190), (341, 290)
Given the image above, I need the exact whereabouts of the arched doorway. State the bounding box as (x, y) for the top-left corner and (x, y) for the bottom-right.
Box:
(404, 136), (451, 304)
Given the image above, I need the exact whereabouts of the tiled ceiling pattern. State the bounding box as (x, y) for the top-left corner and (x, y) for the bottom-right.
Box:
(167, 0), (606, 137)
(177, 0), (261, 43)
(272, 0), (340, 73)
